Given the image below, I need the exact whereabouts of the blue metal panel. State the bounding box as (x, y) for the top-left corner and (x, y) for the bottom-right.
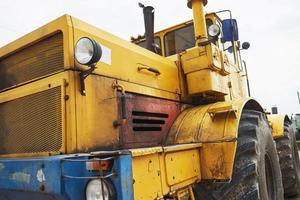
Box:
(113, 155), (134, 200)
(0, 156), (63, 194)
(222, 19), (239, 42)
(0, 152), (134, 200)
(61, 156), (98, 200)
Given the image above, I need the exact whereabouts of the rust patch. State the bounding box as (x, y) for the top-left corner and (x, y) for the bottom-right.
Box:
(209, 154), (226, 178)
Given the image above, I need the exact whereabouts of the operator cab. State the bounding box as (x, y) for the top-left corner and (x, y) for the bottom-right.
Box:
(132, 12), (249, 68)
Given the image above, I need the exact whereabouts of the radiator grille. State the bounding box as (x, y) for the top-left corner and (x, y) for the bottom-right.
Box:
(0, 32), (64, 91)
(0, 86), (62, 154)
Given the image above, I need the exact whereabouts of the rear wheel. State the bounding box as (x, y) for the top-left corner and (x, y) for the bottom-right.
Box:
(194, 110), (284, 200)
(275, 122), (300, 197)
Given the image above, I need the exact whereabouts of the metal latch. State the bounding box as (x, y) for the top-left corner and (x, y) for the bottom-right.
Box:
(208, 104), (237, 119)
(112, 82), (127, 127)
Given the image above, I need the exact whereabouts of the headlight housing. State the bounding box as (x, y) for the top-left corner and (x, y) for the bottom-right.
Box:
(208, 24), (221, 38)
(86, 179), (111, 200)
(75, 37), (102, 65)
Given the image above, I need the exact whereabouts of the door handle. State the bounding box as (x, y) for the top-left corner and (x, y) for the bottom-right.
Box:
(138, 66), (161, 76)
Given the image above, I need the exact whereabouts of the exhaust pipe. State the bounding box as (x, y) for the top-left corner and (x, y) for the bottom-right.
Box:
(139, 3), (155, 52)
(271, 106), (278, 114)
(187, 0), (208, 46)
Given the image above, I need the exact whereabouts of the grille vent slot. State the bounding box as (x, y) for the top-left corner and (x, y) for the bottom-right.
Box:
(0, 86), (63, 154)
(132, 111), (168, 132)
(0, 32), (64, 91)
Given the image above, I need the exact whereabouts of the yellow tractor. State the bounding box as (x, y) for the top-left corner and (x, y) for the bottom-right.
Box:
(0, 0), (299, 199)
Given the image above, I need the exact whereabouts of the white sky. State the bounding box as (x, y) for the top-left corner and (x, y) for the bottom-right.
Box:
(1, 0), (300, 115)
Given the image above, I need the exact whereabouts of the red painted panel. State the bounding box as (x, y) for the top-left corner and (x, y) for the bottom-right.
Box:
(118, 93), (181, 148)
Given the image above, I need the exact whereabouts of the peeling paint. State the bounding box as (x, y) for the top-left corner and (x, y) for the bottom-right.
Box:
(11, 172), (31, 184)
(0, 163), (4, 172)
(36, 169), (46, 183)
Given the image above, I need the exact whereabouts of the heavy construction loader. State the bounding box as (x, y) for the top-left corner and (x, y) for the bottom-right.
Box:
(0, 0), (299, 199)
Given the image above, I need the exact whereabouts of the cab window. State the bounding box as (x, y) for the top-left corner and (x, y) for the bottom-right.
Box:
(164, 19), (216, 57)
(136, 37), (162, 55)
(164, 24), (194, 56)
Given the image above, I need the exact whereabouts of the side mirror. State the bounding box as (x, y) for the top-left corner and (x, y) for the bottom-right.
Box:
(242, 42), (250, 50)
(227, 46), (234, 53)
(222, 19), (239, 42)
(153, 43), (162, 55)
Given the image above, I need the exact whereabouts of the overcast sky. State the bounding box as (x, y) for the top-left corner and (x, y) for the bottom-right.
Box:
(1, 0), (300, 115)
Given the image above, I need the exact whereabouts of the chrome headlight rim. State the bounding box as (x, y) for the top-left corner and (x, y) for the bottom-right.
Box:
(208, 24), (221, 38)
(85, 179), (115, 200)
(75, 37), (102, 66)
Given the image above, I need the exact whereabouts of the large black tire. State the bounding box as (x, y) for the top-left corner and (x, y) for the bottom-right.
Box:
(275, 122), (300, 197)
(194, 110), (284, 200)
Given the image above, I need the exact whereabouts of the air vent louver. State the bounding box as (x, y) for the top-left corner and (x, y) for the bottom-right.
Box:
(0, 32), (64, 91)
(132, 111), (168, 132)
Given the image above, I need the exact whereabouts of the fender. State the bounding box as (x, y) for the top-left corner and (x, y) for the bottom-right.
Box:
(268, 114), (291, 139)
(165, 98), (264, 181)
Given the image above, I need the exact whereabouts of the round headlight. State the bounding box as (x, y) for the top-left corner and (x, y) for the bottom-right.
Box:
(208, 24), (221, 38)
(86, 179), (110, 200)
(75, 37), (102, 66)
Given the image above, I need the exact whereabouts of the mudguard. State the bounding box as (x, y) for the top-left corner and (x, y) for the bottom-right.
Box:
(268, 114), (291, 139)
(166, 98), (264, 180)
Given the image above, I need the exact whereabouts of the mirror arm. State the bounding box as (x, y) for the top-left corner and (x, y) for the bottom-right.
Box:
(216, 10), (233, 21)
(242, 60), (251, 97)
(238, 47), (243, 71)
(197, 37), (218, 47)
